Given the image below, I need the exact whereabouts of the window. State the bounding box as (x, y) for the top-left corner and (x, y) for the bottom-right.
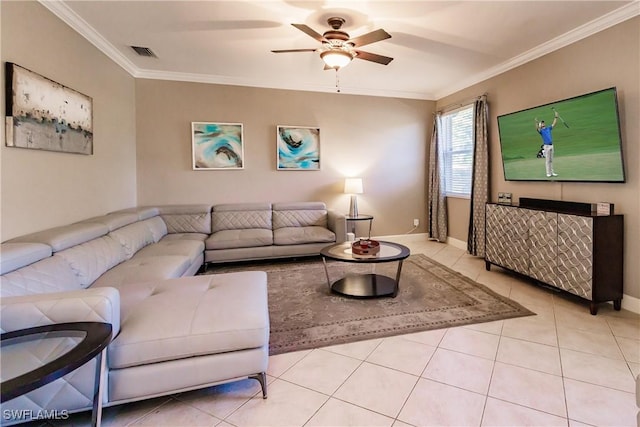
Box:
(438, 104), (474, 197)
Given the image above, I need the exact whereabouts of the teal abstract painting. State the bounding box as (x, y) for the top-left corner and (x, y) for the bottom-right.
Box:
(192, 122), (244, 170)
(277, 126), (320, 170)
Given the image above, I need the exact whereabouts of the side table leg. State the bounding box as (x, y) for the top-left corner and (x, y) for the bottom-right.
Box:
(91, 349), (107, 427)
(321, 257), (331, 291)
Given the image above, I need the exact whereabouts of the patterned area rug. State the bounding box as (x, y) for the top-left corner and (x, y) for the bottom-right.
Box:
(204, 254), (534, 355)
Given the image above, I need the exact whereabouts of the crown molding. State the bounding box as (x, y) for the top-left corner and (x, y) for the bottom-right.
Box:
(135, 69), (434, 100)
(38, 0), (139, 75)
(40, 0), (637, 102)
(434, 1), (640, 99)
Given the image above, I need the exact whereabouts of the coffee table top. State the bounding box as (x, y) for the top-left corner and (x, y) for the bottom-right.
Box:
(321, 241), (410, 263)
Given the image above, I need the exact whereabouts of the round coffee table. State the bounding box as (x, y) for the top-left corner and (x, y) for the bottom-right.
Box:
(320, 241), (410, 298)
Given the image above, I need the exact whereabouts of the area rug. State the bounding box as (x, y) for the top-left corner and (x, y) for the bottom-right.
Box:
(204, 254), (535, 355)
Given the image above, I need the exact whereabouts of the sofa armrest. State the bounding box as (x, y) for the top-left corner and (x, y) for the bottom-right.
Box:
(327, 210), (347, 243)
(0, 287), (121, 335)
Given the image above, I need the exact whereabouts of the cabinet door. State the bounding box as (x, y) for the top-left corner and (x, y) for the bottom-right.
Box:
(486, 204), (530, 274)
(528, 211), (558, 286)
(557, 214), (593, 299)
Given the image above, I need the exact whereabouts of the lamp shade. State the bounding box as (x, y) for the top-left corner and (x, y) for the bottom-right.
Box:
(321, 50), (352, 69)
(344, 178), (363, 194)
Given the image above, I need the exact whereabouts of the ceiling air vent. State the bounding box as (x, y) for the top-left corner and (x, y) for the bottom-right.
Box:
(130, 46), (157, 58)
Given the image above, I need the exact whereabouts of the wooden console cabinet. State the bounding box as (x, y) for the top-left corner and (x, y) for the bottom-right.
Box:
(485, 199), (623, 315)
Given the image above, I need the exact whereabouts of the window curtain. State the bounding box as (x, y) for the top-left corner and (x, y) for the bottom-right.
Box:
(467, 97), (489, 256)
(427, 116), (447, 242)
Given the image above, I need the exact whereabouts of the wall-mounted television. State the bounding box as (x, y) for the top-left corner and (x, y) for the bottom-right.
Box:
(497, 87), (625, 182)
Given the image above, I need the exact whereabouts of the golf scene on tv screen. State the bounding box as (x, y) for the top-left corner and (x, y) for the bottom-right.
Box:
(497, 87), (625, 182)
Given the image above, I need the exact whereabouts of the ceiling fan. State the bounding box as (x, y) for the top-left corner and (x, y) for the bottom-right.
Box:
(272, 17), (393, 70)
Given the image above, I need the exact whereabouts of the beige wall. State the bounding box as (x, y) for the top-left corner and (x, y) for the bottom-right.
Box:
(436, 17), (640, 299)
(135, 80), (433, 237)
(0, 1), (137, 241)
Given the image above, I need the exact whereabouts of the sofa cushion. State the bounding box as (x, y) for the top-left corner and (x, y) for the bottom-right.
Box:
(107, 272), (269, 369)
(273, 226), (335, 245)
(111, 206), (159, 221)
(144, 216), (168, 243)
(8, 223), (109, 253)
(159, 204), (212, 234)
(133, 240), (204, 265)
(0, 243), (52, 275)
(109, 221), (155, 259)
(0, 256), (81, 296)
(212, 203), (272, 232)
(206, 229), (273, 250)
(80, 213), (139, 231)
(91, 256), (191, 288)
(273, 209), (328, 229)
(55, 236), (126, 287)
(161, 233), (208, 243)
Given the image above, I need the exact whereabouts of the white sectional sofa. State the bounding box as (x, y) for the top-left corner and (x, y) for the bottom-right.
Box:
(0, 202), (344, 425)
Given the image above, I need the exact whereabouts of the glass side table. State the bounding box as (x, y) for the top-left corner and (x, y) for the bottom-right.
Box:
(1, 322), (112, 427)
(345, 214), (374, 238)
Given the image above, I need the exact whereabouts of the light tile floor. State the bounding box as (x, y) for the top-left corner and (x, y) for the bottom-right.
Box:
(42, 237), (640, 426)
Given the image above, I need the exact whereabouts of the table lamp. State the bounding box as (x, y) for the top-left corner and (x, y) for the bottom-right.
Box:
(344, 178), (363, 217)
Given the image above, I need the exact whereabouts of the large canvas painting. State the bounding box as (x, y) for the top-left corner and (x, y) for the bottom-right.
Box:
(277, 126), (320, 170)
(192, 122), (244, 170)
(5, 62), (93, 155)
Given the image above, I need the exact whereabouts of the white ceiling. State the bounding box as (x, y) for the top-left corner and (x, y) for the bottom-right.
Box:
(44, 1), (638, 100)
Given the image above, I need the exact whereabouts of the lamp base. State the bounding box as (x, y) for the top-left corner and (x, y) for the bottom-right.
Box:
(348, 195), (359, 217)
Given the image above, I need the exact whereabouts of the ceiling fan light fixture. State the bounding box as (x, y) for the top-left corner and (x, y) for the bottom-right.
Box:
(320, 50), (352, 69)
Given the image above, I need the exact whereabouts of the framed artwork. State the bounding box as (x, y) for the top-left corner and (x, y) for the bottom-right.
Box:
(5, 62), (93, 155)
(277, 126), (320, 170)
(192, 122), (244, 170)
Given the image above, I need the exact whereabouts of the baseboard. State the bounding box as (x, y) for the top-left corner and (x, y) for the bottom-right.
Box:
(620, 294), (640, 314)
(446, 237), (467, 250)
(371, 232), (430, 242)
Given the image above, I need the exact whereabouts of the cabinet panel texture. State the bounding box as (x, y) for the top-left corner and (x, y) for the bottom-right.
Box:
(557, 215), (593, 299)
(484, 201), (622, 315)
(529, 211), (558, 286)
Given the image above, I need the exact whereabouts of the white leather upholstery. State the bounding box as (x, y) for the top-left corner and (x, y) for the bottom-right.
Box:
(134, 240), (204, 265)
(108, 347), (267, 403)
(0, 243), (52, 275)
(107, 272), (268, 369)
(55, 236), (126, 287)
(8, 223), (109, 253)
(109, 221), (155, 259)
(91, 256), (191, 288)
(144, 216), (168, 243)
(273, 226), (335, 245)
(206, 229), (273, 250)
(0, 287), (121, 334)
(212, 203), (272, 232)
(0, 256), (81, 296)
(273, 209), (328, 229)
(159, 204), (212, 234)
(80, 212), (140, 231)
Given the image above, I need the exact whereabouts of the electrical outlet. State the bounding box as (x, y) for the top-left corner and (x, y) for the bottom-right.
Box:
(413, 218), (419, 227)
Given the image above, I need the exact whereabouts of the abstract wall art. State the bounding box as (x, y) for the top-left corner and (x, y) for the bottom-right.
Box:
(192, 122), (244, 170)
(5, 62), (93, 155)
(277, 125), (320, 170)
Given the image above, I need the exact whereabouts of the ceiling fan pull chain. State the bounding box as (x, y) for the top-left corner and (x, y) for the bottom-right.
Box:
(335, 69), (341, 93)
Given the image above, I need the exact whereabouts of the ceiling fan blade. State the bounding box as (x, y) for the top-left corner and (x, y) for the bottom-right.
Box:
(291, 23), (328, 43)
(271, 49), (318, 53)
(349, 29), (391, 48)
(354, 50), (394, 65)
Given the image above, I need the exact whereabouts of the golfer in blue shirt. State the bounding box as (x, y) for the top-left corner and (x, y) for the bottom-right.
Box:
(536, 112), (559, 177)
